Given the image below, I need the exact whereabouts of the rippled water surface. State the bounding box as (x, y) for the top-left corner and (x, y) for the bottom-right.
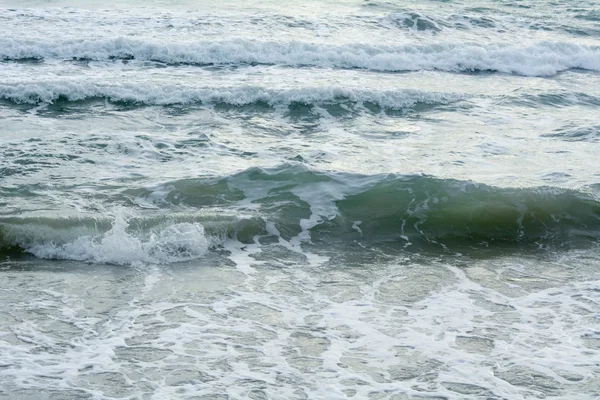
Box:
(1, 0), (599, 399)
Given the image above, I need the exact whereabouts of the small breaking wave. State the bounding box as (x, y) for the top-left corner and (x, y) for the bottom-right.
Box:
(2, 81), (598, 112)
(542, 125), (600, 142)
(384, 12), (443, 32)
(0, 82), (464, 109)
(0, 212), (265, 265)
(1, 38), (599, 76)
(383, 11), (499, 32)
(382, 10), (600, 38)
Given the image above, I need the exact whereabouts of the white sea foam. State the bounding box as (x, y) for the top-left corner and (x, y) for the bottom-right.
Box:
(2, 249), (598, 399)
(3, 213), (211, 265)
(0, 81), (464, 108)
(1, 38), (599, 76)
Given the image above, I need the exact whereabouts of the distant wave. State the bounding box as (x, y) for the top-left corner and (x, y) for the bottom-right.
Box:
(2, 38), (599, 76)
(381, 10), (600, 37)
(542, 125), (600, 142)
(383, 11), (496, 32)
(0, 82), (465, 109)
(2, 81), (598, 110)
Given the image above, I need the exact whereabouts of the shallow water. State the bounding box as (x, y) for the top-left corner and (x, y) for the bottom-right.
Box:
(1, 0), (599, 399)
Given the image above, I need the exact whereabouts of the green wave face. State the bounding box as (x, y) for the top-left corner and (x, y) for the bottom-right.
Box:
(222, 165), (600, 250)
(2, 165), (600, 261)
(327, 177), (600, 250)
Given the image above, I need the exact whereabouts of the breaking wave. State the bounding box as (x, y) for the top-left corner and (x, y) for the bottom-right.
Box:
(0, 211), (264, 265)
(2, 38), (599, 76)
(0, 82), (464, 109)
(2, 166), (600, 263)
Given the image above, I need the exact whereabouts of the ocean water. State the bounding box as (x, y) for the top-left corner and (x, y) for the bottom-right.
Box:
(1, 0), (600, 398)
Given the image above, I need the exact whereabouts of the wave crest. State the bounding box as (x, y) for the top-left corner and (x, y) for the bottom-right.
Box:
(0, 212), (264, 265)
(2, 38), (599, 76)
(0, 82), (463, 109)
(3, 167), (600, 262)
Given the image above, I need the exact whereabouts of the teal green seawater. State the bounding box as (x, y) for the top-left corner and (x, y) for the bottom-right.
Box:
(1, 1), (599, 399)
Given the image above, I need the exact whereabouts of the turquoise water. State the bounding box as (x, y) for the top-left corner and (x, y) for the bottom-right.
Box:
(1, 1), (599, 399)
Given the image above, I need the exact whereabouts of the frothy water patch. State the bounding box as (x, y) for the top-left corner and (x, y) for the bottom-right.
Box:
(0, 250), (598, 399)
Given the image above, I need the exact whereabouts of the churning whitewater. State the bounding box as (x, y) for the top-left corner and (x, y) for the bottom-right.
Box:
(2, 38), (600, 76)
(1, 0), (599, 399)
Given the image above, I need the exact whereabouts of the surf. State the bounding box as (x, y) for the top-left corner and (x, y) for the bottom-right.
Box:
(2, 38), (599, 76)
(2, 166), (599, 263)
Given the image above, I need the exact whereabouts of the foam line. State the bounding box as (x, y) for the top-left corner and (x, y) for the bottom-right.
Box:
(0, 81), (464, 108)
(2, 38), (599, 76)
